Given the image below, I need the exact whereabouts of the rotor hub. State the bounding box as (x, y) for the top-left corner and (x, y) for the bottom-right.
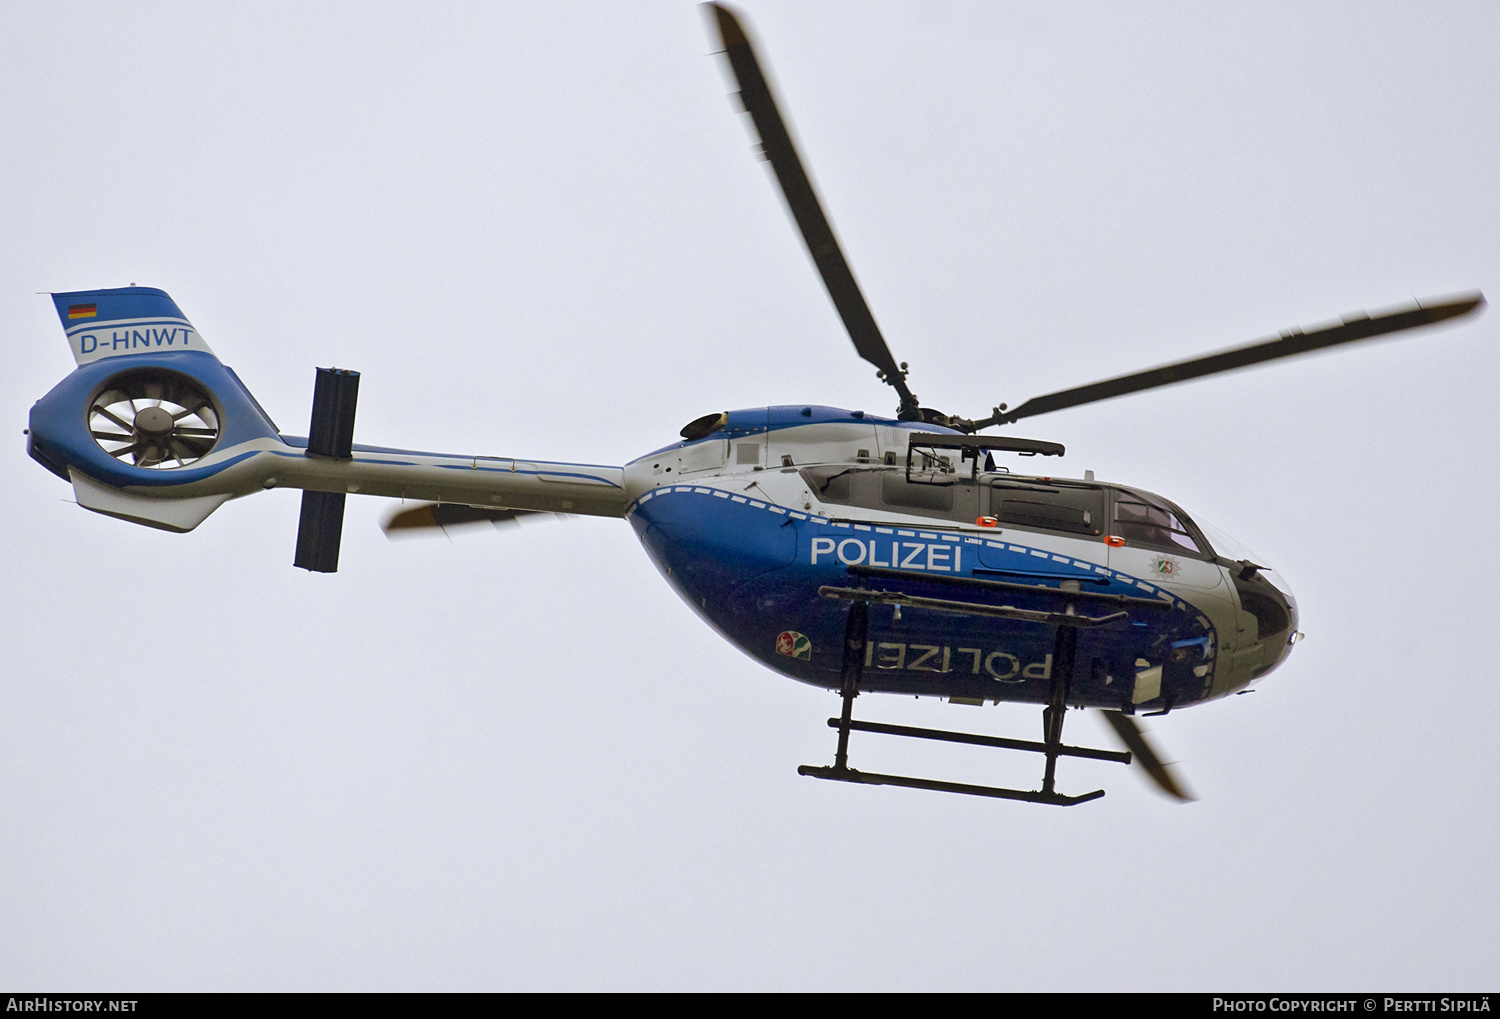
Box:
(133, 405), (174, 438)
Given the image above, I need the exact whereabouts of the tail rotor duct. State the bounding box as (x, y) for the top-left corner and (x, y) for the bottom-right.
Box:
(87, 367), (220, 469)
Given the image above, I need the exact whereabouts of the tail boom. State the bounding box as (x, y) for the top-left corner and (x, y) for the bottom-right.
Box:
(30, 287), (626, 532)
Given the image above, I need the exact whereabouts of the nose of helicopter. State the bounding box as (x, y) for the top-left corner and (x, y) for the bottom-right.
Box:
(1244, 566), (1300, 679)
(1194, 519), (1302, 683)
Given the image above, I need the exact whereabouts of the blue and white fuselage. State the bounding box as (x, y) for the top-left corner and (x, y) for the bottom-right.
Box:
(622, 406), (1298, 711)
(29, 287), (1299, 716)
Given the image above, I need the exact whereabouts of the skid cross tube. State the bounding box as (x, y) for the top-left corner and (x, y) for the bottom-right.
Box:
(1041, 621), (1078, 796)
(833, 580), (869, 772)
(799, 588), (1123, 805)
(827, 718), (1129, 763)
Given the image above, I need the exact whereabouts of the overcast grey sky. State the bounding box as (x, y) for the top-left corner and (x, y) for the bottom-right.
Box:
(3, 1), (1497, 991)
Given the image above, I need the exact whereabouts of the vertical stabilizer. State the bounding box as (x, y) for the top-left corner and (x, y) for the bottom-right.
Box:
(52, 287), (214, 366)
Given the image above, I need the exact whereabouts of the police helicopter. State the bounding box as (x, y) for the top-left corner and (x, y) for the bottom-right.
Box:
(25, 4), (1485, 806)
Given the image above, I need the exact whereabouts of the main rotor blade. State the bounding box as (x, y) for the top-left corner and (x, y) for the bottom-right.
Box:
(997, 293), (1485, 425)
(383, 503), (555, 537)
(709, 3), (919, 417)
(1100, 711), (1194, 802)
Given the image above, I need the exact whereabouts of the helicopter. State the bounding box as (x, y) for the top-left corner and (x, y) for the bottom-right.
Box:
(24, 4), (1484, 806)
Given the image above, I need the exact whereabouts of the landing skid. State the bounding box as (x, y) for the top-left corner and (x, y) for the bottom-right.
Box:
(802, 574), (1135, 805)
(797, 764), (1108, 806)
(795, 693), (1128, 806)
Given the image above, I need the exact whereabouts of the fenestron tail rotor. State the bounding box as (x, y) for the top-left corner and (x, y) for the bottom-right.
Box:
(88, 367), (220, 469)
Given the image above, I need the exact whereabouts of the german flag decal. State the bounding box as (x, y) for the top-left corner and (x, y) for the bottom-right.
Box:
(67, 303), (97, 319)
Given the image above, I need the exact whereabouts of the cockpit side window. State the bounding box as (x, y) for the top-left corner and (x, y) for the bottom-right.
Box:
(804, 466), (856, 503)
(1113, 489), (1203, 555)
(988, 482), (1104, 537)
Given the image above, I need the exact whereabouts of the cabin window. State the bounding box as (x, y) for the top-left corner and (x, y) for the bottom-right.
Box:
(801, 466), (970, 519)
(1112, 489), (1202, 554)
(989, 482), (1103, 536)
(882, 472), (955, 512)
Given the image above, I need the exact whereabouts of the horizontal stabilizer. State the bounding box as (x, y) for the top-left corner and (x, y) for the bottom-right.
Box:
(295, 491), (347, 573)
(293, 367), (361, 573)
